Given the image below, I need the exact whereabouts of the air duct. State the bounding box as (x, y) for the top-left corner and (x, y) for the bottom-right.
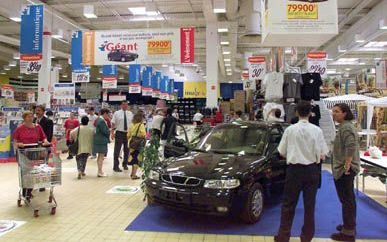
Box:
(243, 0), (261, 36)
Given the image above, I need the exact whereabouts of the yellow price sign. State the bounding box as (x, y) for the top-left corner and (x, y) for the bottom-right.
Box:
(147, 40), (172, 55)
(287, 3), (318, 20)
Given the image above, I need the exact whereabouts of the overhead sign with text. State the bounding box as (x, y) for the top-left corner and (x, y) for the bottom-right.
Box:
(262, 0), (338, 46)
(20, 5), (43, 74)
(248, 56), (266, 81)
(307, 51), (327, 78)
(71, 31), (90, 83)
(183, 82), (206, 98)
(82, 28), (194, 66)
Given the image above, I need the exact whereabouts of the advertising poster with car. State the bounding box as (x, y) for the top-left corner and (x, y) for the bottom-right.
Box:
(102, 65), (118, 89)
(307, 51), (327, 78)
(82, 28), (194, 66)
(248, 56), (266, 81)
(71, 31), (90, 83)
(142, 66), (153, 96)
(19, 5), (43, 74)
(151, 72), (162, 98)
(53, 83), (75, 100)
(129, 64), (141, 94)
(1, 85), (14, 98)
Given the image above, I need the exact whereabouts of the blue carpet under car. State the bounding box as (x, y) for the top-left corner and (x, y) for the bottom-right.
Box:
(126, 171), (387, 239)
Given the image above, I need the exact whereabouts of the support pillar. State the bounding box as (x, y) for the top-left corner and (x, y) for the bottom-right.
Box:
(38, 32), (52, 107)
(206, 22), (219, 108)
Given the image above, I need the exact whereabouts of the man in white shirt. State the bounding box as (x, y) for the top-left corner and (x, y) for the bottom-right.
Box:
(111, 101), (133, 172)
(192, 110), (204, 125)
(151, 109), (165, 139)
(275, 101), (329, 242)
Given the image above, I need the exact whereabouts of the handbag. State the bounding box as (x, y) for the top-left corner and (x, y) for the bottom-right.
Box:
(68, 127), (80, 156)
(129, 124), (146, 150)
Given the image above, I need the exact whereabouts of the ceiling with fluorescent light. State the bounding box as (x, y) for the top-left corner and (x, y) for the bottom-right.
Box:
(0, 0), (385, 83)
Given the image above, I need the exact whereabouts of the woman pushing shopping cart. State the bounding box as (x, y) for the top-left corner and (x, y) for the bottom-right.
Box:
(13, 111), (62, 217)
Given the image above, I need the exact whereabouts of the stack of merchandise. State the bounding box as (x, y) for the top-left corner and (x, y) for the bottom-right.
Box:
(233, 90), (246, 113)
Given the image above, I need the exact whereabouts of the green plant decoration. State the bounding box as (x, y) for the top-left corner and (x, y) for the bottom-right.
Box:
(139, 134), (160, 199)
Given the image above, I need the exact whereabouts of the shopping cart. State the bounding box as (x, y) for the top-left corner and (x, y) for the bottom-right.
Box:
(16, 144), (62, 217)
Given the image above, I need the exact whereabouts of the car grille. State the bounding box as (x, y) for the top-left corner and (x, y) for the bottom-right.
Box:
(161, 174), (201, 187)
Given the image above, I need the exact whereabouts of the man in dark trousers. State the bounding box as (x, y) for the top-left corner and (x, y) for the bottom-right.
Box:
(111, 101), (133, 172)
(275, 101), (329, 242)
(34, 105), (54, 192)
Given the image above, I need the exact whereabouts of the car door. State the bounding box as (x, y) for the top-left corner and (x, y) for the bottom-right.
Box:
(266, 126), (287, 184)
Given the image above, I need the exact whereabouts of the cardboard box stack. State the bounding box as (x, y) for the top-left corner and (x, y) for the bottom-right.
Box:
(220, 101), (231, 114)
(233, 90), (245, 112)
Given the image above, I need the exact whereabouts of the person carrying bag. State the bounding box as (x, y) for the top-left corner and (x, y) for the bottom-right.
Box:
(128, 113), (146, 180)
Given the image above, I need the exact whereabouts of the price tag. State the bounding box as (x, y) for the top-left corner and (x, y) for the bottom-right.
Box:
(72, 72), (90, 83)
(20, 60), (42, 74)
(248, 56), (266, 81)
(287, 3), (318, 20)
(307, 52), (327, 78)
(147, 40), (172, 55)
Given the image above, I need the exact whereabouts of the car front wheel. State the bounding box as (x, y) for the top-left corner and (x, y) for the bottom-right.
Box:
(240, 183), (264, 224)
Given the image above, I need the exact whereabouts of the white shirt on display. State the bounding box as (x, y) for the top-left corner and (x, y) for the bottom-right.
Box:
(278, 119), (329, 165)
(111, 109), (133, 132)
(263, 72), (284, 101)
(193, 113), (204, 122)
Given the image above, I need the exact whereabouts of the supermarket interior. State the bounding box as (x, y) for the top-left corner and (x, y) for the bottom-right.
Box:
(0, 0), (386, 242)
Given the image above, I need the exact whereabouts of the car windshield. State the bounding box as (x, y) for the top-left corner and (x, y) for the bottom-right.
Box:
(196, 124), (267, 156)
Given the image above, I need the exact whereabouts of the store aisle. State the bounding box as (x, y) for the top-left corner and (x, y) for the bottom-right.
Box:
(0, 144), (385, 242)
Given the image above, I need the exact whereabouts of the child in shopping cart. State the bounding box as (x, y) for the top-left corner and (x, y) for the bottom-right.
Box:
(13, 111), (50, 200)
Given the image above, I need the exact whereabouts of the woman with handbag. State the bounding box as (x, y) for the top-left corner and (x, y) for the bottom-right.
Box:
(93, 108), (111, 177)
(128, 112), (146, 180)
(70, 116), (94, 179)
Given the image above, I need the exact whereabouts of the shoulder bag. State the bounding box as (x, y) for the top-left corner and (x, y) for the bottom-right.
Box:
(129, 124), (146, 150)
(69, 127), (80, 156)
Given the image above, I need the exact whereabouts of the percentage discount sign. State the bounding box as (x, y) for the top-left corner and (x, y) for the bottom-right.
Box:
(307, 52), (327, 78)
(248, 56), (266, 81)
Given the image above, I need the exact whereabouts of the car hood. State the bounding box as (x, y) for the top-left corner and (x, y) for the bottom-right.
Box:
(161, 151), (266, 180)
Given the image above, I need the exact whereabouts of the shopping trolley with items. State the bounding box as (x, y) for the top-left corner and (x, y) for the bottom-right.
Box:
(16, 144), (62, 217)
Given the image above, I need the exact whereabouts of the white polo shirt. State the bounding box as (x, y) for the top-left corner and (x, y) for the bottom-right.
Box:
(278, 119), (329, 165)
(111, 109), (133, 132)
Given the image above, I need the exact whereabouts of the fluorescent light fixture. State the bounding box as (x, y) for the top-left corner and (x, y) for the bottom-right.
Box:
(337, 58), (358, 62)
(4, 66), (10, 71)
(52, 29), (64, 39)
(213, 0), (226, 13)
(226, 68), (232, 72)
(119, 75), (124, 80)
(364, 41), (387, 48)
(327, 69), (336, 74)
(345, 68), (351, 71)
(220, 41), (229, 45)
(162, 64), (168, 68)
(338, 45), (347, 53)
(218, 28), (228, 33)
(225, 63), (231, 67)
(51, 56), (55, 59)
(379, 19), (387, 30)
(359, 62), (366, 65)
(218, 22), (229, 33)
(62, 74), (68, 78)
(374, 57), (382, 60)
(203, 75), (207, 78)
(130, 16), (164, 21)
(10, 17), (21, 22)
(223, 51), (231, 55)
(355, 34), (365, 43)
(227, 73), (232, 76)
(285, 48), (292, 54)
(224, 58), (231, 62)
(9, 61), (17, 67)
(129, 7), (146, 15)
(97, 77), (101, 80)
(83, 5), (97, 18)
(146, 11), (159, 16)
(0, 72), (6, 75)
(13, 53), (20, 60)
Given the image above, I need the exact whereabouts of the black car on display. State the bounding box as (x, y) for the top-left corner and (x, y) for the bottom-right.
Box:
(146, 121), (288, 224)
(107, 49), (139, 62)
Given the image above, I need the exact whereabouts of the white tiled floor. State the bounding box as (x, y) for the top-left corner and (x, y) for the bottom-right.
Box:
(0, 144), (385, 242)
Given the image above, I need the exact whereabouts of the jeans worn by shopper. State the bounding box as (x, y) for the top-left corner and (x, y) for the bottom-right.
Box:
(276, 164), (320, 242)
(334, 170), (357, 236)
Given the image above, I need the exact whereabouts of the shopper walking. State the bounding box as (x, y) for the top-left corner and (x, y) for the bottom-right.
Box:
(34, 105), (54, 142)
(128, 112), (146, 180)
(64, 112), (79, 160)
(151, 109), (165, 140)
(13, 111), (50, 200)
(330, 103), (360, 242)
(275, 101), (328, 242)
(94, 108), (111, 177)
(160, 108), (177, 160)
(111, 101), (133, 172)
(172, 108), (179, 121)
(70, 116), (94, 180)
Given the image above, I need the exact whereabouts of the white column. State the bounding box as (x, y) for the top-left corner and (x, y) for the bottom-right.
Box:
(38, 32), (52, 107)
(206, 22), (219, 108)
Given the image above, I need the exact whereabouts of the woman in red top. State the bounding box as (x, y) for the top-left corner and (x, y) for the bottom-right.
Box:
(64, 112), (80, 160)
(13, 111), (50, 199)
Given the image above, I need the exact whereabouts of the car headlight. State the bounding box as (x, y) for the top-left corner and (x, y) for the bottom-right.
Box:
(203, 179), (240, 189)
(148, 170), (160, 181)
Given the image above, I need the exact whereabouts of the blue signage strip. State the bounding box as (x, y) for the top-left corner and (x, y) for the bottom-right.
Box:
(129, 64), (141, 84)
(161, 76), (169, 94)
(2, 107), (23, 112)
(58, 107), (79, 113)
(151, 74), (158, 90)
(169, 79), (174, 94)
(142, 66), (152, 88)
(71, 31), (89, 72)
(156, 72), (162, 90)
(20, 5), (43, 55)
(102, 65), (117, 77)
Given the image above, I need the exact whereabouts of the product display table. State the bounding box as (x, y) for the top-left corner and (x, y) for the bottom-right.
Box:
(360, 153), (387, 202)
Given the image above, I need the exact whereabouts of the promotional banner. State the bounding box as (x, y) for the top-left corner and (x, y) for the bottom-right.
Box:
(142, 66), (153, 96)
(71, 31), (90, 83)
(1, 85), (14, 98)
(152, 72), (162, 98)
(307, 52), (327, 78)
(102, 65), (118, 89)
(129, 64), (141, 94)
(183, 82), (206, 98)
(262, 0), (338, 46)
(160, 76), (170, 100)
(20, 5), (43, 74)
(248, 56), (266, 81)
(82, 28), (195, 66)
(80, 83), (101, 99)
(53, 83), (75, 100)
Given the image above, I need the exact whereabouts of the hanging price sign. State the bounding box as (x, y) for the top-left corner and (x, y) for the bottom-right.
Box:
(248, 56), (266, 81)
(307, 52), (327, 78)
(287, 3), (318, 20)
(102, 77), (117, 89)
(147, 40), (172, 55)
(72, 71), (90, 83)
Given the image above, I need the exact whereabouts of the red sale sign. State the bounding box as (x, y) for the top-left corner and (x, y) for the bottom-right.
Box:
(307, 51), (327, 78)
(180, 27), (195, 64)
(248, 56), (266, 81)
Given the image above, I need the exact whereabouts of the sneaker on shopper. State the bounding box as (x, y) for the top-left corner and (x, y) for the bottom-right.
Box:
(77, 173), (82, 180)
(330, 233), (355, 242)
